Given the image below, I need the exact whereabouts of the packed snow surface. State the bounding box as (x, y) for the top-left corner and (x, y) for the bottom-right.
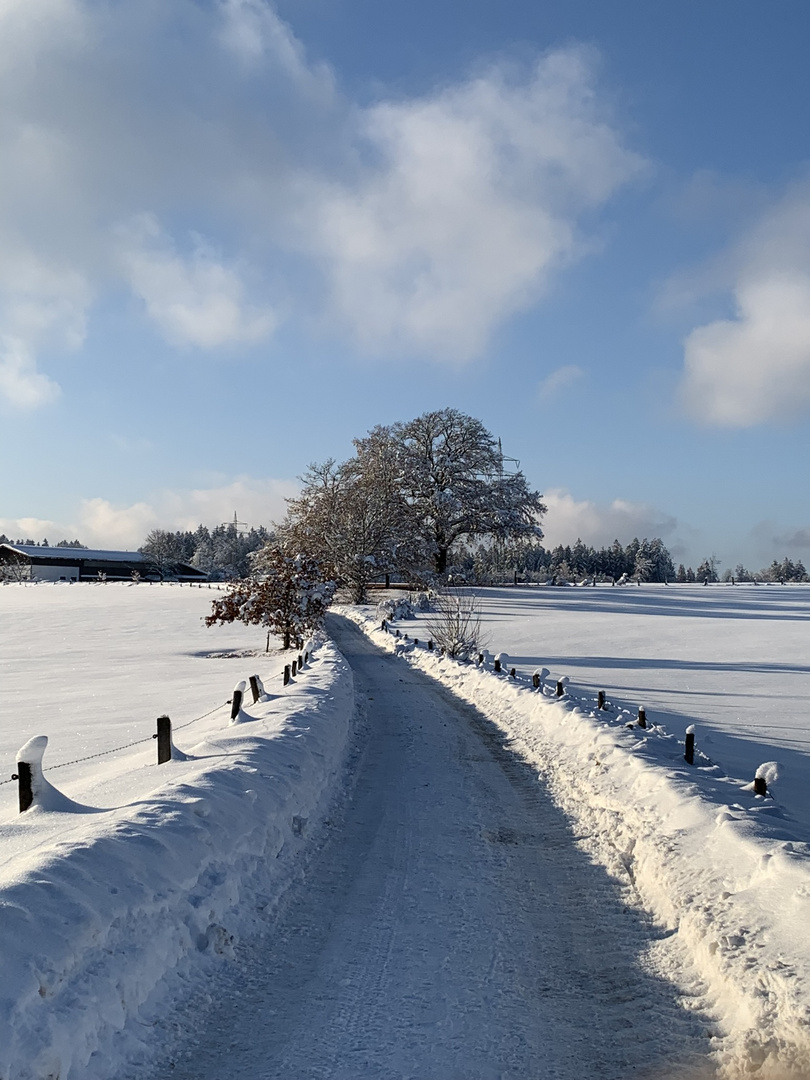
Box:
(148, 614), (716, 1080)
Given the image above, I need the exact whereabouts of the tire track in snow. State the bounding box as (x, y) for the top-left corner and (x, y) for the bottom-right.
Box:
(147, 615), (718, 1080)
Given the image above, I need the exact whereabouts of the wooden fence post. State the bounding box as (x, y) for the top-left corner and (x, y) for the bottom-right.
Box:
(684, 730), (695, 765)
(284, 664), (291, 686)
(292, 659), (298, 677)
(231, 683), (244, 722)
(532, 673), (540, 689)
(414, 638), (419, 647)
(428, 640), (433, 650)
(304, 651), (309, 664)
(156, 715), (172, 764)
(556, 680), (565, 697)
(249, 675), (261, 703)
(598, 690), (606, 710)
(753, 775), (767, 796)
(509, 667), (516, 678)
(638, 706), (647, 728)
(13, 736), (48, 813)
(298, 653), (304, 670)
(13, 761), (33, 813)
(493, 658), (501, 673)
(477, 652), (484, 666)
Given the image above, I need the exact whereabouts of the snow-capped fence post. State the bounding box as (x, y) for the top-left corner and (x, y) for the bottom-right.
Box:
(298, 653), (304, 670)
(283, 664), (291, 686)
(532, 673), (540, 688)
(754, 775), (767, 796)
(598, 690), (606, 710)
(556, 680), (565, 698)
(12, 760), (33, 812)
(509, 667), (516, 678)
(231, 682), (245, 721)
(292, 659), (298, 677)
(638, 706), (647, 728)
(493, 657), (501, 673)
(477, 653), (484, 666)
(414, 638), (419, 647)
(156, 715), (172, 764)
(684, 727), (695, 765)
(12, 737), (48, 813)
(249, 676), (261, 703)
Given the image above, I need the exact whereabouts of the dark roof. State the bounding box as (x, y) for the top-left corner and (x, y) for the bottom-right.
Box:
(0, 543), (207, 578)
(2, 544), (146, 562)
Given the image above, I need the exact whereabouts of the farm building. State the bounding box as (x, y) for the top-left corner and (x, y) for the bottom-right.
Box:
(0, 544), (208, 583)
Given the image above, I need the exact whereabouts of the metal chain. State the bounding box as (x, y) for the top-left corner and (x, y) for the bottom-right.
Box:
(3, 651), (313, 787)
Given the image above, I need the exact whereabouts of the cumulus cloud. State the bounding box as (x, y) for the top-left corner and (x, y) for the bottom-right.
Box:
(117, 215), (277, 348)
(77, 477), (298, 548)
(1, 477), (299, 549)
(541, 488), (678, 550)
(308, 50), (644, 359)
(0, 337), (60, 409)
(0, 0), (642, 406)
(680, 184), (810, 426)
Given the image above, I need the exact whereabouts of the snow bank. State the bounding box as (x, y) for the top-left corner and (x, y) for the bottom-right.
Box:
(344, 608), (810, 1079)
(0, 635), (353, 1080)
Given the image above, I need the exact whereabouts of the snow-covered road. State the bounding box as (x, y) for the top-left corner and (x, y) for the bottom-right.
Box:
(152, 615), (714, 1080)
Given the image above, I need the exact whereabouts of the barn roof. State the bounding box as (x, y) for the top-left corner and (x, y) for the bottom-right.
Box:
(1, 544), (148, 563)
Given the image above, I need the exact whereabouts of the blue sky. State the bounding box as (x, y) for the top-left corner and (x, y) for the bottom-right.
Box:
(2, 0), (810, 570)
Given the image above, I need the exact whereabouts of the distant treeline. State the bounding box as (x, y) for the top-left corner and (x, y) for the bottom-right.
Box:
(137, 524), (273, 579)
(458, 537), (676, 583)
(0, 536), (86, 548)
(2, 530), (807, 585)
(457, 539), (809, 585)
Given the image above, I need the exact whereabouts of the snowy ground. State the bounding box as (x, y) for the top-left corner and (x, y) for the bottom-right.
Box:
(384, 584), (810, 835)
(0, 582), (354, 1079)
(341, 585), (810, 1078)
(146, 614), (718, 1080)
(2, 582), (810, 1078)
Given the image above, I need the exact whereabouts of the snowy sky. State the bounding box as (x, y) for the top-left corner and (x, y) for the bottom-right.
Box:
(2, 0), (810, 570)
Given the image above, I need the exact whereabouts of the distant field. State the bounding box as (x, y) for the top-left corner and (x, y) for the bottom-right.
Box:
(0, 582), (276, 817)
(398, 582), (810, 833)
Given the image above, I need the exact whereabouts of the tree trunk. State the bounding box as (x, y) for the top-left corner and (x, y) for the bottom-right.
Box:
(435, 546), (448, 576)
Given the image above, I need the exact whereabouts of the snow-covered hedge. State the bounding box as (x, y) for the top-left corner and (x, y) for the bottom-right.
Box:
(343, 607), (810, 1078)
(0, 636), (354, 1080)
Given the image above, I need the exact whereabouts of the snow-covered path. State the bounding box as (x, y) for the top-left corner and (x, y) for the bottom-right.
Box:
(152, 615), (714, 1080)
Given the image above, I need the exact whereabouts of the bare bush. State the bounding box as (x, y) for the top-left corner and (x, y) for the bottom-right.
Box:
(426, 590), (484, 660)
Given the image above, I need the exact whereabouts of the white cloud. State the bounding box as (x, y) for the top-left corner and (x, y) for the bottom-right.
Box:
(541, 488), (678, 550)
(0, 337), (60, 409)
(680, 185), (810, 426)
(117, 215), (277, 348)
(0, 515), (59, 541)
(218, 0), (334, 102)
(537, 364), (583, 399)
(309, 49), (644, 359)
(76, 476), (299, 549)
(0, 2), (642, 405)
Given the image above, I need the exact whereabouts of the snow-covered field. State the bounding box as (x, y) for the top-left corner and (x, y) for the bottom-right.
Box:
(388, 583), (810, 835)
(0, 583), (354, 1079)
(343, 585), (810, 1077)
(3, 581), (810, 1077)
